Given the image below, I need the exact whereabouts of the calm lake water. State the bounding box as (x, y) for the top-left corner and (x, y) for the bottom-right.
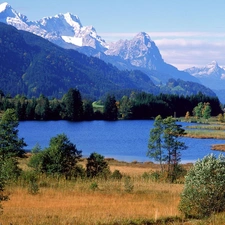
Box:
(18, 120), (225, 163)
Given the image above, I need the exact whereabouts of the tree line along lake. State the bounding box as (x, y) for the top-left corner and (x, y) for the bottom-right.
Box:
(18, 120), (225, 163)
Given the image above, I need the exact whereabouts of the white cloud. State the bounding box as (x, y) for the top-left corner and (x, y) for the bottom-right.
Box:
(99, 32), (225, 70)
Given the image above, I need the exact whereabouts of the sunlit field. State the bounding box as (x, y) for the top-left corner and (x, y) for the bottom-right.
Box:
(0, 159), (186, 225)
(1, 159), (224, 225)
(1, 182), (182, 224)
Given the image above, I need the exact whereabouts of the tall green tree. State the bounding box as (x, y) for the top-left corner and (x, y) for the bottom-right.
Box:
(25, 98), (36, 120)
(49, 98), (62, 120)
(83, 100), (94, 120)
(163, 116), (187, 182)
(0, 109), (26, 184)
(147, 115), (187, 182)
(119, 96), (132, 119)
(14, 95), (27, 120)
(0, 109), (26, 160)
(193, 102), (204, 119)
(35, 94), (50, 120)
(202, 102), (211, 121)
(103, 94), (118, 121)
(62, 88), (83, 121)
(147, 115), (165, 171)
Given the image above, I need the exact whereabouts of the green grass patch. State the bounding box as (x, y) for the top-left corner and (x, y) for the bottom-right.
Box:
(184, 129), (225, 139)
(92, 101), (104, 113)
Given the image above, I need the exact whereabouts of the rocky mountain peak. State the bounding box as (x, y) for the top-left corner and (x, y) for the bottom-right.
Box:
(0, 2), (13, 15)
(185, 61), (223, 78)
(0, 2), (205, 91)
(105, 31), (163, 70)
(0, 2), (28, 28)
(133, 32), (152, 47)
(206, 60), (220, 72)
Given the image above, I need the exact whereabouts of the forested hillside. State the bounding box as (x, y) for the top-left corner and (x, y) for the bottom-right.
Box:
(0, 23), (158, 99)
(0, 22), (217, 100)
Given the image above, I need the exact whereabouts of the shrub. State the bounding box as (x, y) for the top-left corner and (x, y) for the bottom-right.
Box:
(142, 171), (161, 182)
(86, 152), (110, 178)
(111, 170), (123, 180)
(89, 182), (98, 191)
(28, 179), (39, 195)
(21, 171), (39, 195)
(124, 176), (134, 193)
(179, 154), (225, 218)
(73, 165), (86, 179)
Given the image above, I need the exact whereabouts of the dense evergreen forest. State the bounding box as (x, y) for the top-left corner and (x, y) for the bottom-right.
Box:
(0, 88), (222, 121)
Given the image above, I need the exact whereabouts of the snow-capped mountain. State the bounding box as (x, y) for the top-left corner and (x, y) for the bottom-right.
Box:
(185, 61), (225, 88)
(105, 32), (199, 83)
(185, 61), (225, 79)
(185, 61), (225, 103)
(0, 2), (29, 29)
(1, 2), (215, 90)
(106, 32), (163, 70)
(0, 2), (107, 52)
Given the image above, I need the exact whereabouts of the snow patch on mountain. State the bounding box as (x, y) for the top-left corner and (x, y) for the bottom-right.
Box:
(0, 3), (205, 86)
(105, 32), (163, 70)
(0, 2), (107, 51)
(185, 61), (225, 79)
(185, 61), (225, 102)
(0, 2), (29, 29)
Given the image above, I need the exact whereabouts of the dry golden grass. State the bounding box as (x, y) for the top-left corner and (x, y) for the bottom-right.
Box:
(1, 157), (223, 225)
(1, 181), (183, 225)
(0, 158), (185, 225)
(211, 144), (225, 152)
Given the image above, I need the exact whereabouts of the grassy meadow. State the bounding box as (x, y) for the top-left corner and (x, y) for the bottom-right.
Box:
(0, 157), (224, 225)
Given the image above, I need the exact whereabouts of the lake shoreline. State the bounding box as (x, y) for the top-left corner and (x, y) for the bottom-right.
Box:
(211, 144), (225, 152)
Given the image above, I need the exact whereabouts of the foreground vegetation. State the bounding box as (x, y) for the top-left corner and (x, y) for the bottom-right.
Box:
(0, 159), (184, 225)
(1, 158), (225, 225)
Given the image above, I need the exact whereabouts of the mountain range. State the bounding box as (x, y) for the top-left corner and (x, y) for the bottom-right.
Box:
(0, 2), (222, 101)
(185, 61), (225, 103)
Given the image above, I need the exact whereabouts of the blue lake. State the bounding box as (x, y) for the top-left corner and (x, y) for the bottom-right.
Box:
(18, 120), (225, 163)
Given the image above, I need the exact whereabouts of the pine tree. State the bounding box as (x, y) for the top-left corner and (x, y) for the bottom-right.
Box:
(0, 109), (26, 161)
(147, 115), (165, 171)
(163, 116), (187, 182)
(0, 109), (26, 183)
(62, 88), (83, 121)
(103, 94), (118, 120)
(147, 115), (187, 182)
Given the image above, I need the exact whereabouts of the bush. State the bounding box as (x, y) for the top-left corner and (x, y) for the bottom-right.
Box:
(21, 171), (39, 195)
(142, 171), (161, 182)
(179, 154), (225, 218)
(89, 182), (98, 191)
(124, 176), (134, 193)
(73, 165), (86, 179)
(170, 164), (187, 183)
(86, 152), (110, 178)
(111, 170), (123, 180)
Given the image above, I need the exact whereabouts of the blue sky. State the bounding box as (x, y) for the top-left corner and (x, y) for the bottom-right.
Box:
(4, 0), (225, 70)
